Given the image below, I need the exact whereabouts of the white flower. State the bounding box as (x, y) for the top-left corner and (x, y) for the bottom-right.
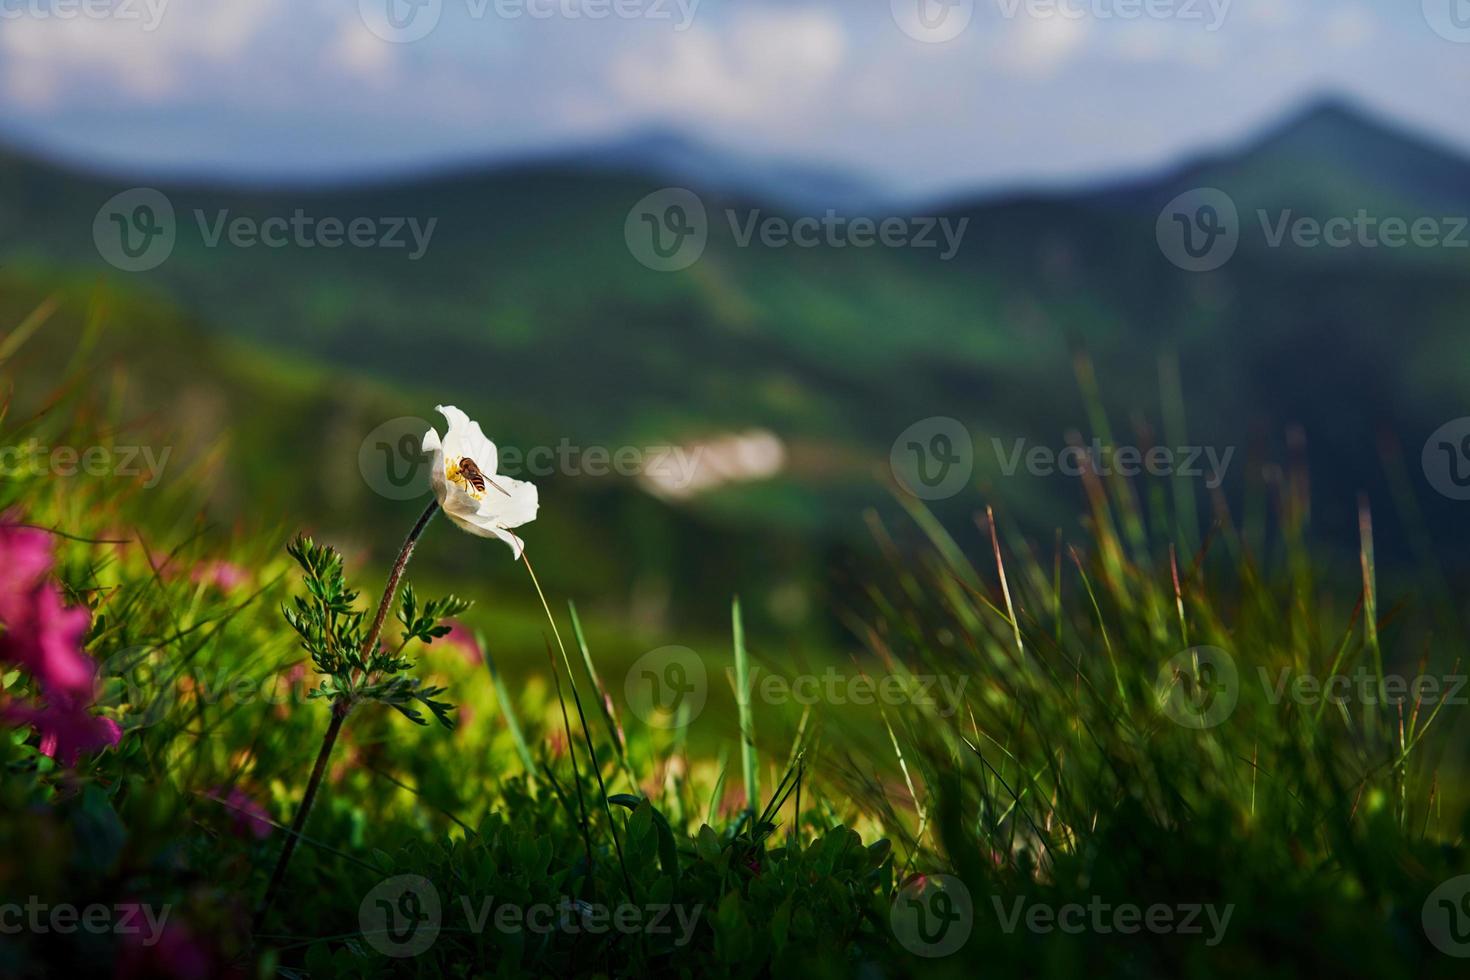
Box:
(421, 405), (539, 558)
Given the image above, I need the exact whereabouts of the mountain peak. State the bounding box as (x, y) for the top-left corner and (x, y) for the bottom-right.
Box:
(1249, 96), (1421, 157)
(1284, 95), (1375, 128)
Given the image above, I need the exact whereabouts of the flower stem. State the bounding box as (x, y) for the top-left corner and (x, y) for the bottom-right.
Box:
(254, 498), (439, 933)
(253, 699), (347, 932)
(524, 552), (635, 901)
(360, 500), (441, 679)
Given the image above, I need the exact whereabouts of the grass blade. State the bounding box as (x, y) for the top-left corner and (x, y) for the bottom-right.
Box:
(479, 630), (537, 789)
(733, 597), (759, 815)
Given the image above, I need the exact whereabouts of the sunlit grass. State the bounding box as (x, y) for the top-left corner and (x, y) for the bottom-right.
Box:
(2, 299), (1468, 977)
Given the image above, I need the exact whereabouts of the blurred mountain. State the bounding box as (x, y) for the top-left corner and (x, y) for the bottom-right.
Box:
(547, 126), (882, 212)
(2, 96), (1469, 570)
(1092, 97), (1470, 219)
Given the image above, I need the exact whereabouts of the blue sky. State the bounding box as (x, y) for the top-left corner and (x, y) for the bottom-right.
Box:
(1, 0), (1466, 197)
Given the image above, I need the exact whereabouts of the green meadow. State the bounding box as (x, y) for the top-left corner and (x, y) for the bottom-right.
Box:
(2, 261), (1469, 976)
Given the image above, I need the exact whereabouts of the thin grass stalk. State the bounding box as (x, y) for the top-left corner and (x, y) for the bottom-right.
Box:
(547, 640), (598, 895)
(568, 600), (637, 791)
(732, 598), (759, 815)
(525, 554), (635, 900)
(480, 632), (537, 788)
(254, 499), (438, 932)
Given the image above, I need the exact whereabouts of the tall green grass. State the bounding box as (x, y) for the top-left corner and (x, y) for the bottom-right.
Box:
(845, 392), (1470, 978)
(2, 299), (1468, 978)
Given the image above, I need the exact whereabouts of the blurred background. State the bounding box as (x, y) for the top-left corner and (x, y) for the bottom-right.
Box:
(2, 0), (1469, 651)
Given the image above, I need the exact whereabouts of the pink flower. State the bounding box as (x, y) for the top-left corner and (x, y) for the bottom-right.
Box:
(441, 619), (482, 665)
(209, 786), (273, 840)
(0, 513), (119, 766)
(272, 662), (309, 719)
(190, 561), (250, 592)
(0, 521), (54, 618)
(116, 912), (212, 980)
(0, 518), (95, 700)
(0, 582), (97, 702)
(5, 697), (121, 765)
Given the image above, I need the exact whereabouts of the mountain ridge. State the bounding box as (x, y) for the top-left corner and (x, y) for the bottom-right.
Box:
(4, 96), (1466, 216)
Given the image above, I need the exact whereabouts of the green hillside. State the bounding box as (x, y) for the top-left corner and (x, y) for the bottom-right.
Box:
(3, 101), (1470, 585)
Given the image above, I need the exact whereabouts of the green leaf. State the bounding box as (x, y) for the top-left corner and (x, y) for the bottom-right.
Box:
(770, 892), (795, 952)
(609, 795), (679, 876)
(696, 824), (721, 864)
(713, 891), (753, 963)
(71, 785), (126, 871)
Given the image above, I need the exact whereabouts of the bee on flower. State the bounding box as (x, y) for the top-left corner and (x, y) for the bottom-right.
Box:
(422, 405), (539, 557)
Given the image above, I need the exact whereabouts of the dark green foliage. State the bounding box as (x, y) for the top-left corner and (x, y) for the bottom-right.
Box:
(4, 281), (1470, 980)
(283, 536), (459, 728)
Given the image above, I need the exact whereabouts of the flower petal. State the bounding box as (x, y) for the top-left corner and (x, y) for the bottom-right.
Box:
(488, 526), (526, 559)
(477, 476), (538, 530)
(442, 507), (498, 538)
(435, 405), (498, 473)
(6, 702), (121, 767)
(423, 425), (447, 499)
(463, 421), (499, 475)
(0, 583), (97, 703)
(0, 520), (55, 621)
(424, 406), (533, 554)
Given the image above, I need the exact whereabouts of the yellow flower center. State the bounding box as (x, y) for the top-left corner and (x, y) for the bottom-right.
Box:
(446, 457), (486, 500)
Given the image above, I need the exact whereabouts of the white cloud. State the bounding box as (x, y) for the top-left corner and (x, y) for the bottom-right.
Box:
(609, 8), (846, 124)
(992, 15), (1089, 77)
(1239, 0), (1302, 29)
(0, 0), (1467, 200)
(1, 0), (284, 109)
(325, 20), (397, 81)
(1325, 5), (1374, 51)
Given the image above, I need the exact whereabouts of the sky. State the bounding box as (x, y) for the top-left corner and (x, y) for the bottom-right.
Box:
(1, 0), (1467, 198)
